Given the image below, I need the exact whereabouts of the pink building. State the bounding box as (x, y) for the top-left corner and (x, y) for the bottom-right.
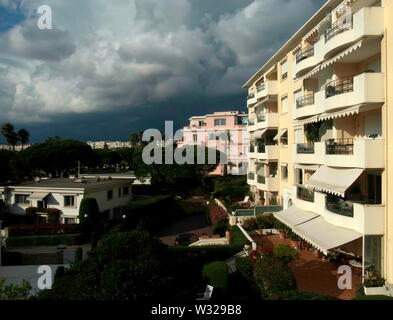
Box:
(177, 111), (249, 175)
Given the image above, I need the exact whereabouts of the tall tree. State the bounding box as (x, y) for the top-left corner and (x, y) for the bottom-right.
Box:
(17, 129), (30, 150)
(1, 123), (19, 151)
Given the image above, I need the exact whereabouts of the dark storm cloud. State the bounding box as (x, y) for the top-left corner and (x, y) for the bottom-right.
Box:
(0, 0), (326, 141)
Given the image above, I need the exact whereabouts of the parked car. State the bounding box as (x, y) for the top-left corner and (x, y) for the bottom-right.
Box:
(175, 233), (199, 246)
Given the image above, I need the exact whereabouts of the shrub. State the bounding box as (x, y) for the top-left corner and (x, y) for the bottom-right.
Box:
(273, 244), (300, 265)
(79, 198), (100, 224)
(54, 266), (65, 281)
(256, 214), (275, 229)
(6, 234), (85, 247)
(168, 245), (243, 261)
(364, 276), (386, 288)
(212, 219), (229, 236)
(254, 254), (297, 300)
(7, 224), (80, 237)
(46, 208), (61, 224)
(230, 225), (248, 247)
(202, 261), (229, 291)
(242, 218), (258, 231)
(74, 247), (83, 263)
(235, 256), (255, 286)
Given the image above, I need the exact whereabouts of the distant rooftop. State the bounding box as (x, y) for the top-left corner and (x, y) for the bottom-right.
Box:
(8, 177), (131, 190)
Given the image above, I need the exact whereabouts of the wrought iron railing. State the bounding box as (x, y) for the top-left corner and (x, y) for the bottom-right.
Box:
(326, 194), (354, 217)
(324, 14), (353, 42)
(295, 45), (314, 64)
(257, 175), (266, 184)
(257, 83), (266, 92)
(325, 138), (354, 155)
(325, 76), (354, 98)
(296, 93), (314, 109)
(296, 143), (315, 154)
(248, 172), (255, 180)
(297, 185), (315, 203)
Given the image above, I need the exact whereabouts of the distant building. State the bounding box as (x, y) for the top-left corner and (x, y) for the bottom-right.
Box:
(177, 111), (249, 175)
(0, 177), (134, 223)
(86, 141), (131, 149)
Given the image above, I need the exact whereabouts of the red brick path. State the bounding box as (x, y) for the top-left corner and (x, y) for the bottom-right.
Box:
(252, 234), (361, 300)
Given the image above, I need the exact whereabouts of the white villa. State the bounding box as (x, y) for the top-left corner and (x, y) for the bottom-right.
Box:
(0, 177), (133, 223)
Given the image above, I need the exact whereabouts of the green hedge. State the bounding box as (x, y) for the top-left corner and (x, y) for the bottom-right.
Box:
(6, 234), (85, 247)
(169, 245), (242, 260)
(127, 195), (172, 211)
(202, 261), (229, 291)
(230, 225), (249, 247)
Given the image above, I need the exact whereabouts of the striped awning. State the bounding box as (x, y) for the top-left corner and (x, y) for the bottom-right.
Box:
(318, 104), (381, 121)
(273, 129), (288, 141)
(306, 166), (363, 197)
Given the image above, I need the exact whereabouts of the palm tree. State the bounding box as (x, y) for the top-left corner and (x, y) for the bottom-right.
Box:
(18, 129), (30, 150)
(1, 123), (19, 151)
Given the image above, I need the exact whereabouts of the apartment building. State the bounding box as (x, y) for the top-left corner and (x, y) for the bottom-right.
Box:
(244, 0), (393, 288)
(0, 178), (133, 223)
(177, 111), (249, 175)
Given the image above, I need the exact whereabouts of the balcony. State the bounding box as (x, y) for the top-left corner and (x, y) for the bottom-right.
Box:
(323, 7), (384, 59)
(252, 145), (279, 160)
(248, 172), (255, 180)
(293, 142), (324, 164)
(326, 194), (354, 217)
(294, 40), (324, 78)
(324, 72), (384, 112)
(249, 113), (279, 132)
(247, 91), (257, 106)
(296, 94), (314, 109)
(256, 176), (279, 192)
(257, 175), (266, 184)
(255, 80), (278, 100)
(297, 185), (315, 203)
(293, 91), (324, 120)
(325, 138), (384, 169)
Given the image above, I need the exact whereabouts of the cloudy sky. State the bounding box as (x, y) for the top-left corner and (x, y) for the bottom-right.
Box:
(0, 0), (326, 142)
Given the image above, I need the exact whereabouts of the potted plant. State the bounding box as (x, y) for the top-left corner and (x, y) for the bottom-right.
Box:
(365, 264), (377, 278)
(364, 275), (387, 296)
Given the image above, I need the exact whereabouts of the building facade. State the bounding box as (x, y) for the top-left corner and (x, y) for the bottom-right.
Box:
(0, 178), (133, 223)
(177, 111), (249, 175)
(244, 0), (393, 288)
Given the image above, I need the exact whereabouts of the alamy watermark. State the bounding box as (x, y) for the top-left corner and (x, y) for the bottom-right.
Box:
(37, 5), (52, 30)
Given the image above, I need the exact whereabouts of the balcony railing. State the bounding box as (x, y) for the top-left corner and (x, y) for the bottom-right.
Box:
(326, 194), (354, 217)
(257, 83), (266, 92)
(324, 14), (353, 42)
(297, 185), (314, 203)
(257, 114), (266, 123)
(325, 76), (354, 98)
(295, 45), (314, 64)
(257, 175), (266, 184)
(326, 138), (354, 155)
(248, 172), (255, 180)
(296, 93), (314, 109)
(248, 92), (255, 99)
(296, 143), (315, 154)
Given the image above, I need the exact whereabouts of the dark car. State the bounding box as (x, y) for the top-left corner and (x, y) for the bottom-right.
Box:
(175, 233), (199, 246)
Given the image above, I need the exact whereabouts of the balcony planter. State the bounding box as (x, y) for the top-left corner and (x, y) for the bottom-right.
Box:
(364, 276), (387, 296)
(364, 286), (388, 296)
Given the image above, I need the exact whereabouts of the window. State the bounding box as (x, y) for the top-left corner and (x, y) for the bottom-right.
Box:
(64, 195), (75, 207)
(193, 134), (198, 142)
(107, 190), (113, 200)
(15, 194), (30, 205)
(64, 218), (77, 224)
(123, 186), (129, 195)
(214, 119), (226, 126)
(198, 121), (205, 127)
(281, 163), (288, 181)
(280, 59), (288, 80)
(118, 188), (122, 197)
(281, 96), (288, 114)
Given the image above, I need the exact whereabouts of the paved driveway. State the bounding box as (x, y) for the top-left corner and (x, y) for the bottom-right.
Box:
(158, 214), (212, 246)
